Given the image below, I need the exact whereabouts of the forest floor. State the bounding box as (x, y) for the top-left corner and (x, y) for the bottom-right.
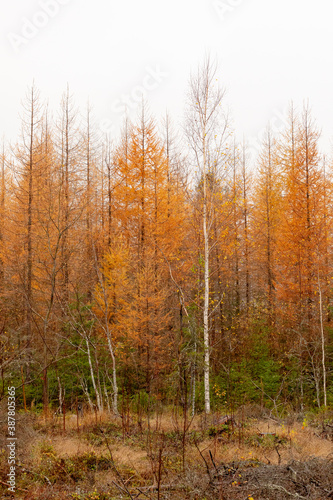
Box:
(0, 404), (333, 499)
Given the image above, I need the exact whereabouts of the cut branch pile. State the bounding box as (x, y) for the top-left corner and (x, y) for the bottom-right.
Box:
(209, 457), (333, 499)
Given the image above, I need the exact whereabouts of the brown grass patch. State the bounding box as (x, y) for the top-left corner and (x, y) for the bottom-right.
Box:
(186, 419), (333, 469)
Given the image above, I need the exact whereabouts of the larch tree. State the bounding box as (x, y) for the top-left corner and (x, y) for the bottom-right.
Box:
(56, 86), (82, 308)
(240, 142), (252, 317)
(161, 113), (193, 406)
(252, 127), (282, 326)
(229, 142), (242, 319)
(278, 105), (324, 334)
(110, 107), (186, 396)
(81, 103), (100, 301)
(277, 104), (328, 407)
(94, 241), (133, 415)
(12, 84), (43, 372)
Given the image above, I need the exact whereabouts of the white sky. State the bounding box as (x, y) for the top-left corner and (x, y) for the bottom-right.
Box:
(1, 0), (333, 157)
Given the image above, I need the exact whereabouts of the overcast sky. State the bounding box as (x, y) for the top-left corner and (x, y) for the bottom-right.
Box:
(1, 0), (333, 157)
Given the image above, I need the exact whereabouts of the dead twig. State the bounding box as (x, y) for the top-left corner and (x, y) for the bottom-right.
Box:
(101, 428), (135, 499)
(0, 479), (28, 492)
(209, 450), (219, 473)
(193, 437), (212, 481)
(265, 483), (307, 499)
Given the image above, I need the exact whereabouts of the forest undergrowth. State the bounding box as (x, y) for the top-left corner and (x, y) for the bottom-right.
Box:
(0, 404), (332, 500)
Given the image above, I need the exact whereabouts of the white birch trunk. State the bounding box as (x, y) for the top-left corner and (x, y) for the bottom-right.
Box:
(203, 155), (210, 414)
(105, 330), (119, 415)
(85, 337), (103, 412)
(318, 269), (327, 406)
(185, 56), (229, 415)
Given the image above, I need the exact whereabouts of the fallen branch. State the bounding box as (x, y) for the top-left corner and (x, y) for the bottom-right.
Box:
(135, 483), (189, 492)
(134, 486), (153, 499)
(112, 480), (128, 495)
(264, 483), (307, 499)
(0, 479), (28, 492)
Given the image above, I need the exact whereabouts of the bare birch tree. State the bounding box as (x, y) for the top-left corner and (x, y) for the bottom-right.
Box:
(185, 56), (230, 413)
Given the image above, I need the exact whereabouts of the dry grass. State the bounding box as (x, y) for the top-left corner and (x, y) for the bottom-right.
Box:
(36, 410), (333, 467)
(188, 419), (333, 468)
(52, 435), (96, 457)
(1, 408), (332, 499)
(49, 409), (113, 431)
(50, 436), (150, 474)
